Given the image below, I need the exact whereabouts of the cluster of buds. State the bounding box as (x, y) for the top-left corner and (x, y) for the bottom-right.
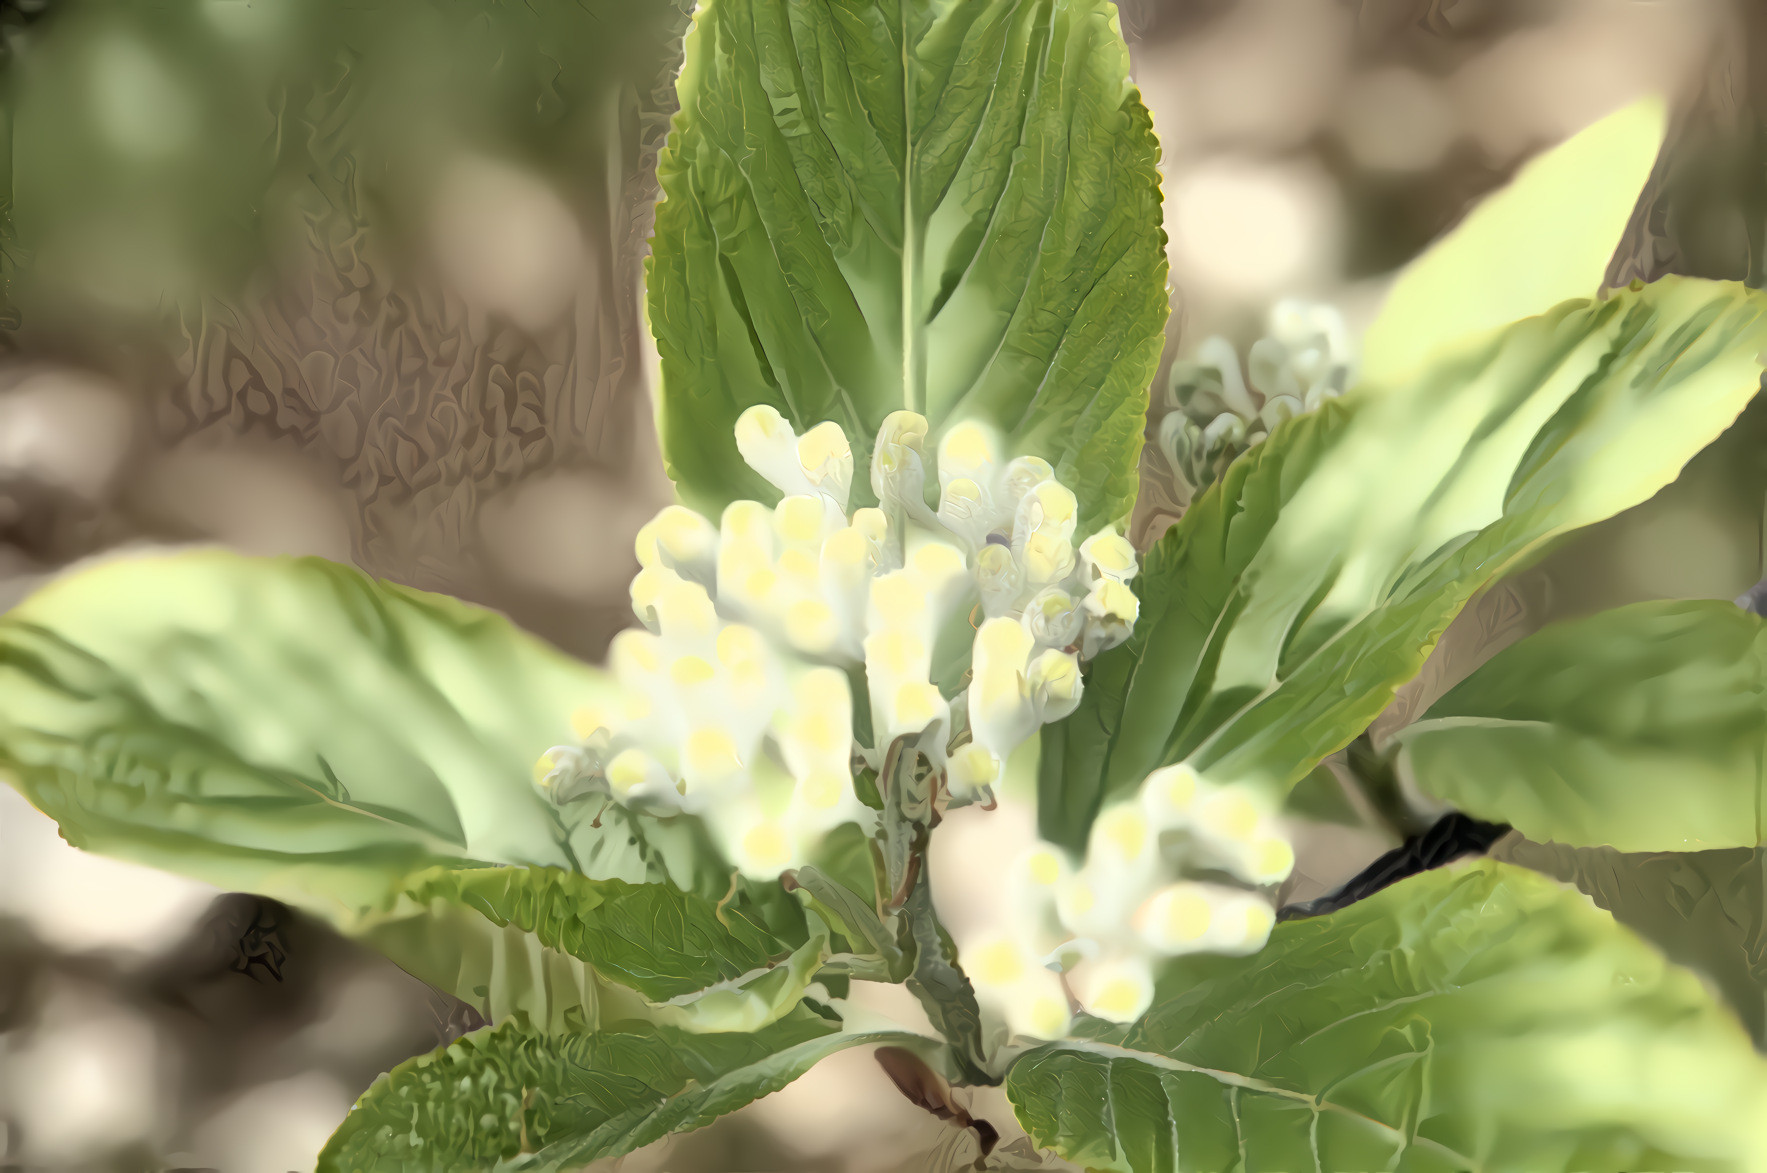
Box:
(960, 762), (1295, 1039)
(534, 406), (1142, 878)
(1159, 299), (1356, 494)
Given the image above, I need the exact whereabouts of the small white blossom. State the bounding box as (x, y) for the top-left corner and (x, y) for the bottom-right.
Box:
(537, 410), (1143, 879)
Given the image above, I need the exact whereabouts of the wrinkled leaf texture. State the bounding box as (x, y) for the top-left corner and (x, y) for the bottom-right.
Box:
(1006, 861), (1767, 1173)
(647, 0), (1168, 535)
(1041, 277), (1767, 850)
(318, 1007), (930, 1173)
(1400, 600), (1767, 852)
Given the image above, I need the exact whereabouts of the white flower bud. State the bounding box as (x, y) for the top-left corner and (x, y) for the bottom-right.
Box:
(871, 411), (934, 522)
(974, 542), (1025, 618)
(1014, 480), (1079, 546)
(996, 456), (1054, 517)
(1021, 586), (1084, 651)
(936, 421), (1000, 494)
(968, 617), (1036, 760)
(961, 932), (1073, 1042)
(1138, 763), (1201, 831)
(947, 743), (1001, 798)
(1079, 528), (1137, 584)
(1080, 578), (1139, 659)
(796, 421), (854, 508)
(1026, 649), (1082, 725)
(639, 505), (719, 584)
(937, 476), (992, 551)
(1070, 953), (1155, 1024)
(735, 405), (817, 497)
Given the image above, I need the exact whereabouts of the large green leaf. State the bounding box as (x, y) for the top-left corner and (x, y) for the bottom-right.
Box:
(351, 865), (810, 1034)
(1006, 861), (1767, 1173)
(1360, 97), (1666, 387)
(1496, 837), (1767, 1046)
(1041, 277), (1767, 851)
(1398, 600), (1767, 852)
(318, 1007), (932, 1172)
(0, 549), (612, 915)
(647, 0), (1167, 533)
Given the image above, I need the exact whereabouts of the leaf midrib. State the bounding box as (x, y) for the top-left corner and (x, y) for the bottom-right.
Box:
(1027, 1038), (1482, 1172)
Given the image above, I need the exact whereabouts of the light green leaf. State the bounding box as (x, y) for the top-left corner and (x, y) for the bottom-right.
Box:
(1399, 600), (1767, 852)
(0, 549), (706, 916)
(1496, 837), (1767, 1047)
(351, 865), (808, 1034)
(318, 1007), (933, 1173)
(1360, 97), (1666, 386)
(1041, 277), (1767, 851)
(1006, 861), (1767, 1173)
(647, 0), (1168, 534)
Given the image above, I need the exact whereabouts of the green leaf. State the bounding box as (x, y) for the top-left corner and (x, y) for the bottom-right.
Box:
(1006, 860), (1767, 1173)
(647, 0), (1168, 533)
(350, 865), (807, 1034)
(0, 549), (698, 917)
(318, 1007), (932, 1173)
(1496, 837), (1767, 1046)
(1360, 97), (1666, 386)
(1399, 600), (1767, 852)
(1041, 277), (1767, 851)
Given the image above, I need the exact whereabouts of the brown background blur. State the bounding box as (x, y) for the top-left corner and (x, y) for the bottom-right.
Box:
(3, 0), (1765, 1169)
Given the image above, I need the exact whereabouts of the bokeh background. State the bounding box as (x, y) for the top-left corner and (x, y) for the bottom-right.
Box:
(4, 0), (1767, 1169)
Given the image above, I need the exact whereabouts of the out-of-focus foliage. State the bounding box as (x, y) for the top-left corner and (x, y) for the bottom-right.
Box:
(1401, 600), (1767, 852)
(2, 0), (685, 338)
(1495, 837), (1767, 1047)
(318, 1007), (931, 1173)
(1358, 98), (1668, 387)
(647, 0), (1168, 535)
(1007, 861), (1767, 1173)
(1041, 277), (1767, 851)
(1157, 299), (1355, 495)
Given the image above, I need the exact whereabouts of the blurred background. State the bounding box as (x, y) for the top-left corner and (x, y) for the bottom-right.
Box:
(4, 0), (1767, 1169)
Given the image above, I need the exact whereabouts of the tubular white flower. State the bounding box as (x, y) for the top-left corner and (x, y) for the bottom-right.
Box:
(967, 617), (1037, 765)
(960, 931), (1074, 1042)
(735, 405), (818, 498)
(1079, 528), (1137, 584)
(1069, 952), (1155, 1024)
(544, 410), (1145, 890)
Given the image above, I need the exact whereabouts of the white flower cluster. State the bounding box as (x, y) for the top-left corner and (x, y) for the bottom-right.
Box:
(961, 762), (1295, 1039)
(535, 406), (1141, 878)
(1160, 299), (1356, 493)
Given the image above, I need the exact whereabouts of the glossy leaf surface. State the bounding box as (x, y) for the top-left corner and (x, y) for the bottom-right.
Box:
(1401, 600), (1767, 852)
(1007, 861), (1767, 1172)
(648, 0), (1168, 533)
(1042, 277), (1767, 849)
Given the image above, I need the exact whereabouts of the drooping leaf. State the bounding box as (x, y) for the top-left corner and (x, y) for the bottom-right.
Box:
(1399, 600), (1767, 852)
(351, 865), (808, 1034)
(318, 1007), (935, 1173)
(1496, 836), (1767, 1046)
(1006, 861), (1767, 1173)
(647, 0), (1168, 534)
(1041, 277), (1767, 851)
(1360, 97), (1666, 386)
(0, 549), (690, 917)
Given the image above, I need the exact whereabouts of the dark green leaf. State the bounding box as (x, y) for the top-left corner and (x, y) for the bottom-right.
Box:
(1042, 277), (1767, 851)
(318, 1008), (933, 1172)
(1399, 600), (1767, 851)
(647, 0), (1168, 533)
(351, 865), (807, 1032)
(1006, 861), (1767, 1172)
